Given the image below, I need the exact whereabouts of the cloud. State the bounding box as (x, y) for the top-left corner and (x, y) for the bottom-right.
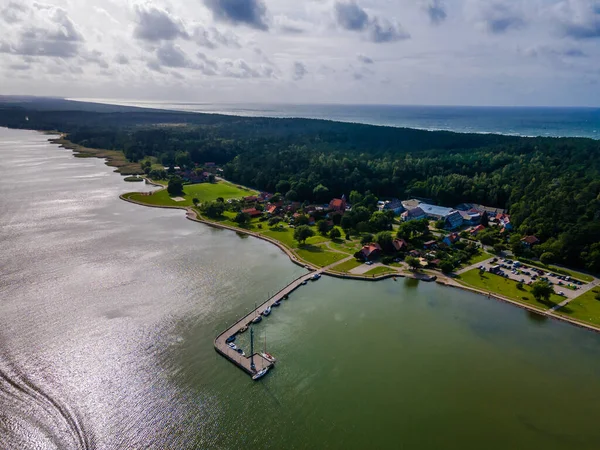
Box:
(83, 49), (109, 68)
(0, 5), (84, 58)
(471, 1), (526, 34)
(421, 0), (447, 25)
(203, 0), (269, 30)
(555, 0), (600, 39)
(523, 44), (588, 59)
(357, 54), (373, 64)
(334, 1), (369, 30)
(1, 1), (27, 23)
(115, 53), (129, 65)
(333, 1), (410, 43)
(273, 15), (305, 34)
(293, 61), (307, 80)
(133, 4), (189, 41)
(155, 42), (195, 68)
(193, 26), (241, 49)
(221, 59), (273, 78)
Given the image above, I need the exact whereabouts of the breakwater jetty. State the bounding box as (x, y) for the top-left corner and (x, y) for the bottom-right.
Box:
(214, 269), (325, 378)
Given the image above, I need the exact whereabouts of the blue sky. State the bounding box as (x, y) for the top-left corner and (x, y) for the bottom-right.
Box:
(1, 0), (599, 106)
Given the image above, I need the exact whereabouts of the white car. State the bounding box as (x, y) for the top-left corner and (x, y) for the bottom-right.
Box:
(558, 291), (566, 296)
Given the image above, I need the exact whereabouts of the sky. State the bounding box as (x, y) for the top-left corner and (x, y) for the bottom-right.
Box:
(1, 0), (600, 106)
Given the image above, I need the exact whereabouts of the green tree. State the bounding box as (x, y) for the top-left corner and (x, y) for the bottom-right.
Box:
(329, 228), (341, 240)
(341, 214), (354, 231)
(192, 197), (199, 207)
(234, 212), (251, 225)
(540, 252), (555, 265)
(360, 234), (374, 245)
(313, 184), (330, 203)
(516, 281), (524, 290)
(317, 220), (330, 235)
(167, 176), (184, 196)
(294, 225), (314, 244)
(295, 215), (310, 226)
(268, 217), (282, 227)
(201, 201), (225, 218)
(375, 231), (393, 252)
(208, 174), (216, 183)
(285, 189), (298, 201)
(349, 190), (363, 206)
(405, 256), (421, 271)
(509, 234), (524, 257)
(435, 219), (445, 230)
(531, 281), (554, 304)
(369, 211), (392, 232)
(276, 180), (291, 194)
(439, 260), (454, 274)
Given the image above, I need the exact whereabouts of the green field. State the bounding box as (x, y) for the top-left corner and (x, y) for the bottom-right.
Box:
(125, 181), (256, 207)
(331, 258), (364, 273)
(364, 266), (396, 276)
(260, 227), (328, 248)
(556, 288), (600, 326)
(295, 246), (348, 267)
(467, 251), (494, 266)
(458, 269), (566, 311)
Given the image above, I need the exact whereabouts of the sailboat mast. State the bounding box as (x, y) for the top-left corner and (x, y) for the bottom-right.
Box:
(250, 327), (255, 371)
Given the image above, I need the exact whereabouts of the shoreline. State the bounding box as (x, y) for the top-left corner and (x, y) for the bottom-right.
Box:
(40, 131), (600, 335)
(120, 191), (600, 335)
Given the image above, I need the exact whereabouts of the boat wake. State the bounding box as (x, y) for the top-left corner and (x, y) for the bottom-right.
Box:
(0, 349), (93, 450)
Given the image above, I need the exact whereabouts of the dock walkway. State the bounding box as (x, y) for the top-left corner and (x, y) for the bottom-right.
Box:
(214, 257), (353, 377)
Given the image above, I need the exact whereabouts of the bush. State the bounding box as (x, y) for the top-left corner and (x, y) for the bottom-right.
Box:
(540, 252), (555, 265)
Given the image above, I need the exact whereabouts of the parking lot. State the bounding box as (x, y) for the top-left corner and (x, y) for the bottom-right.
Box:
(483, 258), (586, 299)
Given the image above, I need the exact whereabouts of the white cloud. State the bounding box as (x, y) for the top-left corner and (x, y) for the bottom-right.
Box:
(0, 0), (598, 106)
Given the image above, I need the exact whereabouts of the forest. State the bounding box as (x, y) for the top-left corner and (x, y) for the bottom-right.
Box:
(1, 98), (599, 272)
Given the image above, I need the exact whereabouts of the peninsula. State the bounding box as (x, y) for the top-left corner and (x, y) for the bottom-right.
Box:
(1, 97), (599, 335)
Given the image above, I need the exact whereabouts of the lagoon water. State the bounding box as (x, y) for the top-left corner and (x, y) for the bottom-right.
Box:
(2, 127), (600, 449)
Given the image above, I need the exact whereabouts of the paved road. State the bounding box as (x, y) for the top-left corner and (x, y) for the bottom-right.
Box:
(455, 256), (496, 275)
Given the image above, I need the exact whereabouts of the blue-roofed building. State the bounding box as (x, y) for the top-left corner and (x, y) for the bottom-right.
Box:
(445, 210), (464, 230)
(419, 203), (455, 220)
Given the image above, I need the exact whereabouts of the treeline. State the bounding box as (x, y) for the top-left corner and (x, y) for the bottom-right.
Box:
(0, 99), (599, 272)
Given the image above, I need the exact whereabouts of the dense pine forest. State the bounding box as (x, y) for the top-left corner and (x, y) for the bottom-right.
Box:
(1, 98), (599, 272)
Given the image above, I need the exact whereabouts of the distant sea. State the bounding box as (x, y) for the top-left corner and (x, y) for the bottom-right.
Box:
(72, 99), (600, 139)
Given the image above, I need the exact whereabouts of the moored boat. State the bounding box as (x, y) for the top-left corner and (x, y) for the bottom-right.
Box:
(225, 335), (236, 344)
(228, 342), (238, 350)
(311, 273), (321, 280)
(272, 300), (281, 307)
(262, 306), (272, 316)
(261, 352), (276, 363)
(252, 366), (269, 380)
(301, 280), (307, 285)
(239, 325), (248, 333)
(252, 315), (262, 324)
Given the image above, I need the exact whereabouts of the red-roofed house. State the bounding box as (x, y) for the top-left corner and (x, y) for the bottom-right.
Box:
(470, 224), (486, 235)
(356, 243), (382, 261)
(266, 204), (278, 215)
(242, 208), (262, 217)
(244, 196), (259, 202)
(329, 198), (347, 212)
(392, 238), (408, 252)
(521, 235), (540, 247)
(443, 232), (460, 246)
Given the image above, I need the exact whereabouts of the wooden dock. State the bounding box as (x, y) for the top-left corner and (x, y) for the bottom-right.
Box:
(214, 269), (322, 378)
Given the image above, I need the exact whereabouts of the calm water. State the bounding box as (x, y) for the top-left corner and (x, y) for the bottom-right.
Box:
(73, 99), (600, 139)
(2, 127), (600, 449)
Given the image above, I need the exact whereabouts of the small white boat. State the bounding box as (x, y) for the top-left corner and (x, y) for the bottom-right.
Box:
(252, 366), (269, 380)
(301, 280), (307, 285)
(311, 273), (321, 280)
(228, 342), (238, 350)
(252, 315), (262, 324)
(262, 306), (272, 316)
(261, 352), (276, 363)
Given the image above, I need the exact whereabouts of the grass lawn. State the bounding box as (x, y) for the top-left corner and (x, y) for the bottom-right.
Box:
(295, 245), (348, 267)
(331, 258), (364, 273)
(467, 251), (494, 266)
(329, 239), (362, 254)
(260, 227), (328, 248)
(556, 288), (600, 326)
(458, 269), (566, 311)
(125, 181), (256, 207)
(364, 266), (396, 276)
